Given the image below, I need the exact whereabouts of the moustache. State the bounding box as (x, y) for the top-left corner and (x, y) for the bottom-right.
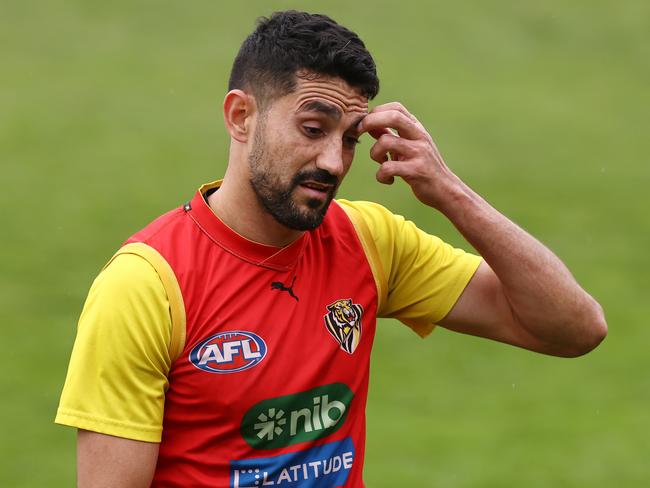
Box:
(292, 169), (339, 187)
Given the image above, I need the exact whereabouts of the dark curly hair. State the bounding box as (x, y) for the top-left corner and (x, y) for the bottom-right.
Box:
(228, 11), (379, 110)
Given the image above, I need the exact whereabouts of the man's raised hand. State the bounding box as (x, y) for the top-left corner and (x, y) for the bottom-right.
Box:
(359, 102), (461, 212)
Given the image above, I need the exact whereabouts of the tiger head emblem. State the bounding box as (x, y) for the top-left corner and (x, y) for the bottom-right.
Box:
(324, 299), (363, 354)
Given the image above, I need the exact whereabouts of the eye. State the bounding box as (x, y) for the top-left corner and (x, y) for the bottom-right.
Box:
(303, 125), (323, 137)
(343, 135), (361, 149)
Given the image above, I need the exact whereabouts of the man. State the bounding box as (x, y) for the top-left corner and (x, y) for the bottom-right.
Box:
(56, 10), (607, 488)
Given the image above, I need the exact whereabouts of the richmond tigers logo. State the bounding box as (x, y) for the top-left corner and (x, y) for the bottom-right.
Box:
(323, 299), (364, 354)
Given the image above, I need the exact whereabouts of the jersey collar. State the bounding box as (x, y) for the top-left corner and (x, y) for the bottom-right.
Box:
(185, 180), (309, 271)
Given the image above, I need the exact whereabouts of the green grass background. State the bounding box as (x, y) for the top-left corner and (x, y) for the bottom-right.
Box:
(1, 0), (648, 486)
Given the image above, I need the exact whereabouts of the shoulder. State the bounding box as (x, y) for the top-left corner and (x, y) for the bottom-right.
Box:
(335, 199), (394, 219)
(98, 251), (161, 287)
(86, 251), (170, 327)
(335, 199), (404, 239)
(128, 206), (187, 245)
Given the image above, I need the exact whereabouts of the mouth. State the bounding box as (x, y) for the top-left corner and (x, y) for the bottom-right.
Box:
(298, 180), (334, 199)
(300, 180), (333, 191)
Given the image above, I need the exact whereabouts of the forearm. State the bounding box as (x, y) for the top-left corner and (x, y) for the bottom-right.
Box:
(439, 175), (607, 355)
(360, 101), (607, 356)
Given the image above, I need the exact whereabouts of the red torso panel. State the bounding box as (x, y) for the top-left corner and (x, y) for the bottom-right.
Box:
(128, 189), (377, 488)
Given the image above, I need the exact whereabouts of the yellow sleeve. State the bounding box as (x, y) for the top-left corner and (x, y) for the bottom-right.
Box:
(55, 251), (174, 442)
(339, 200), (482, 338)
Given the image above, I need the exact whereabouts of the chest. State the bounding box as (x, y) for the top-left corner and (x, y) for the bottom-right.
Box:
(166, 232), (378, 426)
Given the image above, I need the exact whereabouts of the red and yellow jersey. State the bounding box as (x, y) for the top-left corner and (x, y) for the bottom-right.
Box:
(56, 181), (481, 487)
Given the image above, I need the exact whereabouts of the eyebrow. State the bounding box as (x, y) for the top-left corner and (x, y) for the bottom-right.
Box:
(298, 100), (342, 121)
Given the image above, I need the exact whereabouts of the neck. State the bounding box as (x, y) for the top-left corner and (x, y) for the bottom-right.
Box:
(207, 173), (304, 248)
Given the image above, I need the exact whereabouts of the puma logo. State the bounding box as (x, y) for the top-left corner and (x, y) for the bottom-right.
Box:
(271, 276), (299, 302)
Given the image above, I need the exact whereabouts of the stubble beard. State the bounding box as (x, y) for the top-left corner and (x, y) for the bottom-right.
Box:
(247, 119), (338, 231)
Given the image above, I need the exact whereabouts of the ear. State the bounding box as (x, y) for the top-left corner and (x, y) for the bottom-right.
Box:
(223, 89), (256, 143)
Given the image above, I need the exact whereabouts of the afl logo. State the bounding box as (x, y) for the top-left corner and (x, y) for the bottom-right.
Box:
(189, 331), (267, 374)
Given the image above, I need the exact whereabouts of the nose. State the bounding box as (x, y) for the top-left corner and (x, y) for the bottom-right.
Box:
(315, 141), (345, 177)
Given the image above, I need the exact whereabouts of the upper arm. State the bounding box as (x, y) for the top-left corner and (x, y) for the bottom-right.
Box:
(439, 260), (552, 353)
(78, 430), (159, 488)
(339, 199), (482, 336)
(56, 252), (173, 442)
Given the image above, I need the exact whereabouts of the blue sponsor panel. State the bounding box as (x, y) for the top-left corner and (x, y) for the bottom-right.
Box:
(230, 437), (355, 487)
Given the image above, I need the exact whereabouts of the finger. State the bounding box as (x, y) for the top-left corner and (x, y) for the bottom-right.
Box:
(366, 127), (393, 141)
(369, 133), (413, 163)
(375, 161), (399, 185)
(369, 102), (423, 129)
(376, 172), (395, 185)
(369, 102), (417, 121)
(375, 151), (421, 184)
(359, 111), (422, 140)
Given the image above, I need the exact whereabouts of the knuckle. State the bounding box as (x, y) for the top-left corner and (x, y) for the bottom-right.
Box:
(378, 133), (394, 145)
(385, 111), (407, 128)
(414, 139), (429, 152)
(379, 164), (394, 177)
(370, 147), (387, 162)
(387, 111), (401, 125)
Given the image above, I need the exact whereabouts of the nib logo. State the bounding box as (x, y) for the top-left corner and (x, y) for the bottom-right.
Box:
(242, 383), (353, 449)
(254, 408), (286, 440)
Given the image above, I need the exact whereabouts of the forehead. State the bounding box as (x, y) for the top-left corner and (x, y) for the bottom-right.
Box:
(286, 73), (369, 117)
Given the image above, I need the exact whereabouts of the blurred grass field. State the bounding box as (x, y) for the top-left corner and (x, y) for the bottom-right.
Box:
(1, 0), (649, 486)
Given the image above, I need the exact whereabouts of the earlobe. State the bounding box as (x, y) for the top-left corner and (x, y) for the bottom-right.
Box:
(223, 90), (255, 143)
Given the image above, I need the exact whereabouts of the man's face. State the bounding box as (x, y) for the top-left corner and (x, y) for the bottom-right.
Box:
(247, 74), (368, 231)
